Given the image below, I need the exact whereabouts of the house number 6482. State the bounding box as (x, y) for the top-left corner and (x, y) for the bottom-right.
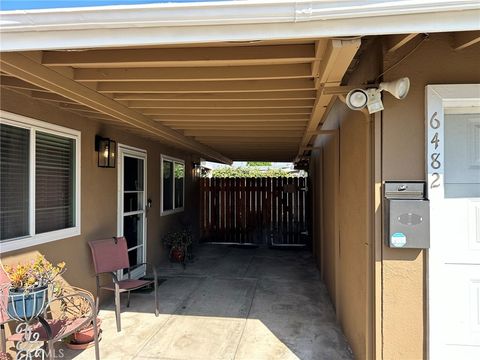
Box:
(429, 112), (441, 188)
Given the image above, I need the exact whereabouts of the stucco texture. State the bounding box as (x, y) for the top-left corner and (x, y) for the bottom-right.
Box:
(381, 33), (480, 359)
(311, 33), (480, 360)
(0, 88), (200, 298)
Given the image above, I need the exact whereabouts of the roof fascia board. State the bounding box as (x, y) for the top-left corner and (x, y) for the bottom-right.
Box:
(1, 0), (478, 30)
(1, 10), (480, 52)
(0, 1), (479, 51)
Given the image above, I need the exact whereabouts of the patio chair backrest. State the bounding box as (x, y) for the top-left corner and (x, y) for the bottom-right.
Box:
(0, 264), (10, 325)
(88, 237), (130, 274)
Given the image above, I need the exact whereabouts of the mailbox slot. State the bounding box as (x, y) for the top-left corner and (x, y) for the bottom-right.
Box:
(384, 182), (430, 249)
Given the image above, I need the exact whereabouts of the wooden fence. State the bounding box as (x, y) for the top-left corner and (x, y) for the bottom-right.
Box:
(200, 177), (309, 245)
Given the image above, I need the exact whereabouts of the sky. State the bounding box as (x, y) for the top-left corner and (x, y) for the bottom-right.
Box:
(0, 0), (229, 11)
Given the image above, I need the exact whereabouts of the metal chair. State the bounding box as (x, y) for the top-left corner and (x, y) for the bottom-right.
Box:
(0, 265), (10, 357)
(0, 265), (100, 360)
(88, 237), (159, 332)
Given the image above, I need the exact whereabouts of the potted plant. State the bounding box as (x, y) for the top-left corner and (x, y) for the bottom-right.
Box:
(4, 255), (66, 321)
(59, 287), (102, 350)
(162, 229), (192, 263)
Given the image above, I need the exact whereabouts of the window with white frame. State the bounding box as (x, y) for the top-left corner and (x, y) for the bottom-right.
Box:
(0, 111), (80, 252)
(161, 155), (184, 215)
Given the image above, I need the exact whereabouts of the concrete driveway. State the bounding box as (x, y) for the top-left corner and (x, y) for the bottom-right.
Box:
(62, 245), (352, 360)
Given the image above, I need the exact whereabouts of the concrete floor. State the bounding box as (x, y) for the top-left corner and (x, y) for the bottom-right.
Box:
(62, 245), (352, 360)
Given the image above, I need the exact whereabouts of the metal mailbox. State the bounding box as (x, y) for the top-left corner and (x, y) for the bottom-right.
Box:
(384, 182), (430, 249)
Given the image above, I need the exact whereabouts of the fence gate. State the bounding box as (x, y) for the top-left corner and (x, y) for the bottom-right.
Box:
(200, 177), (309, 246)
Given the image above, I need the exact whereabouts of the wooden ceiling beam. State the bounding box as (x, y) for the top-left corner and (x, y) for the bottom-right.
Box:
(129, 99), (313, 109)
(297, 39), (361, 160)
(29, 90), (78, 104)
(385, 34), (419, 53)
(202, 149), (298, 153)
(1, 52), (231, 164)
(210, 148), (298, 153)
(452, 31), (480, 50)
(98, 79), (315, 93)
(311, 39), (328, 89)
(197, 138), (299, 143)
(142, 108), (311, 116)
(186, 130), (303, 137)
(1, 76), (50, 92)
(113, 90), (317, 101)
(155, 114), (309, 122)
(74, 112), (121, 122)
(171, 124), (305, 130)
(74, 64), (311, 82)
(42, 44), (315, 68)
(206, 144), (298, 149)
(322, 85), (359, 95)
(59, 103), (102, 114)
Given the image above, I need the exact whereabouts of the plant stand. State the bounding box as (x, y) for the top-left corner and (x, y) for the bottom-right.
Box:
(13, 321), (49, 360)
(2, 286), (51, 360)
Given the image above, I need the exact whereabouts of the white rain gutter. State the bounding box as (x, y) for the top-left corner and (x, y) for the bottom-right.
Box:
(0, 0), (479, 51)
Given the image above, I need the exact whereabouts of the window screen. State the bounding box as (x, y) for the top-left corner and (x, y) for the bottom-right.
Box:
(162, 157), (184, 214)
(163, 159), (173, 212)
(174, 162), (184, 209)
(35, 131), (75, 234)
(0, 124), (30, 240)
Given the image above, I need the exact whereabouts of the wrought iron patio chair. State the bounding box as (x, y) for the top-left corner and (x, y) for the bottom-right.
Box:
(0, 265), (100, 360)
(88, 237), (159, 332)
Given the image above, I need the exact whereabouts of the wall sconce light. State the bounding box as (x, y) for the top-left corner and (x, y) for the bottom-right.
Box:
(192, 162), (202, 177)
(95, 135), (116, 168)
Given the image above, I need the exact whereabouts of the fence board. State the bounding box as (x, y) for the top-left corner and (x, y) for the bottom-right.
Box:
(200, 176), (308, 245)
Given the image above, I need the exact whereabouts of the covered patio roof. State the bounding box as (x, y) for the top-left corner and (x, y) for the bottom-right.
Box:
(1, 0), (479, 163)
(0, 39), (360, 162)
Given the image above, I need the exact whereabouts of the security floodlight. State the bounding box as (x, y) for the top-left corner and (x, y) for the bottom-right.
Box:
(346, 77), (410, 114)
(379, 77), (410, 99)
(346, 89), (368, 110)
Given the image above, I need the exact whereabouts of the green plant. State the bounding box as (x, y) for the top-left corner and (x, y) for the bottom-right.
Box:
(209, 167), (300, 178)
(246, 162), (272, 166)
(4, 255), (66, 293)
(163, 229), (192, 253)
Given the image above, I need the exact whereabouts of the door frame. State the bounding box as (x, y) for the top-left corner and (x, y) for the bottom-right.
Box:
(425, 84), (480, 359)
(117, 143), (148, 279)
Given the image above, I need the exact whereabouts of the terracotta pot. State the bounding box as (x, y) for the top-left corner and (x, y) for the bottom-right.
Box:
(170, 248), (185, 262)
(72, 317), (102, 344)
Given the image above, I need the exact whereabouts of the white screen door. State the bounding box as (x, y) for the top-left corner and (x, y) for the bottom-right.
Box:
(118, 144), (147, 279)
(426, 85), (480, 359)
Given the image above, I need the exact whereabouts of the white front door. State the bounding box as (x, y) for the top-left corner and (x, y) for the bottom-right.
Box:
(118, 144), (147, 279)
(427, 85), (480, 359)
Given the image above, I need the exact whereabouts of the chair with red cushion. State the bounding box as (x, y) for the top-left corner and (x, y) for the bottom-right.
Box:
(88, 237), (159, 332)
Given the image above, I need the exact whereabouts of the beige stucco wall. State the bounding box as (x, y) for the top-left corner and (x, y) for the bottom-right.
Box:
(311, 104), (371, 359)
(381, 33), (480, 359)
(337, 110), (370, 359)
(311, 33), (480, 360)
(0, 88), (200, 297)
(320, 135), (338, 307)
(310, 39), (381, 359)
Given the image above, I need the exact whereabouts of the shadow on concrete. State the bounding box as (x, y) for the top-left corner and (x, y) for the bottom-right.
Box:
(61, 245), (353, 360)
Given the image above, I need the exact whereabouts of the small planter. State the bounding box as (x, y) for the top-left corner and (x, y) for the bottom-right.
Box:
(73, 317), (102, 344)
(163, 230), (192, 266)
(66, 317), (102, 350)
(7, 286), (48, 321)
(170, 248), (185, 262)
